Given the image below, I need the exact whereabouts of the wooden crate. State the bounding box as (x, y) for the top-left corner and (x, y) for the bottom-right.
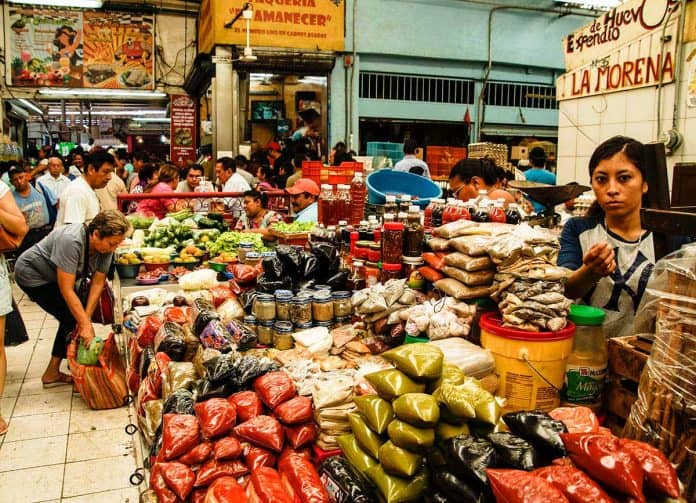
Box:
(268, 229), (311, 247)
(608, 335), (652, 382)
(604, 378), (638, 420)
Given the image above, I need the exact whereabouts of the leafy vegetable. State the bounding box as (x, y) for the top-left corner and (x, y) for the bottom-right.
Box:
(205, 231), (270, 256)
(271, 221), (316, 233)
(127, 214), (155, 230)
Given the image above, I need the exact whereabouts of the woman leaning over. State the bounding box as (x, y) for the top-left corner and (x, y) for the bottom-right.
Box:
(558, 136), (653, 338)
(136, 164), (180, 219)
(14, 210), (129, 389)
(0, 181), (28, 435)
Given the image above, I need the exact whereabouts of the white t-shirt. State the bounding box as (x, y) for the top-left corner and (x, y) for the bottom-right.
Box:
(222, 173), (251, 193)
(56, 176), (101, 227)
(37, 172), (70, 199)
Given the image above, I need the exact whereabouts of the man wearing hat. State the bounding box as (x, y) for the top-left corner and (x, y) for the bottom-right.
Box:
(286, 178), (320, 223)
(524, 146), (556, 213)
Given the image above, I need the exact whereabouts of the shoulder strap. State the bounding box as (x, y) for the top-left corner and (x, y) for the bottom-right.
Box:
(82, 225), (90, 279)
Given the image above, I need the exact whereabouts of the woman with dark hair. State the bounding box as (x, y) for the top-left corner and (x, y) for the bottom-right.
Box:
(256, 165), (277, 191)
(52, 25), (82, 66)
(235, 189), (282, 240)
(558, 136), (652, 337)
(447, 158), (515, 205)
(137, 164), (180, 218)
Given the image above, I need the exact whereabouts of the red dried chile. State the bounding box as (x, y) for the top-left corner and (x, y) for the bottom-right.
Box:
(561, 432), (644, 500)
(195, 398), (237, 439)
(619, 438), (680, 498)
(229, 391), (264, 422)
(486, 469), (570, 503)
(161, 414), (201, 461)
(274, 396), (313, 425)
(234, 415), (285, 452)
(535, 464), (614, 503)
(253, 371), (297, 409)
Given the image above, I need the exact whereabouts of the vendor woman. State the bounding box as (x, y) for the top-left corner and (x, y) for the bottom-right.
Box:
(235, 189), (283, 240)
(558, 136), (653, 338)
(448, 158), (516, 205)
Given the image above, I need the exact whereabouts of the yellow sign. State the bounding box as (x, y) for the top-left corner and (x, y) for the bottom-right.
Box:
(198, 0), (345, 54)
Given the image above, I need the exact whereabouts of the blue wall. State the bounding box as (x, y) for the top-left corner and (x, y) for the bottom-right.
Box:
(329, 0), (593, 150)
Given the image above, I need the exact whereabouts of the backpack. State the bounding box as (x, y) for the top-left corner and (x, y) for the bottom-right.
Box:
(36, 182), (58, 226)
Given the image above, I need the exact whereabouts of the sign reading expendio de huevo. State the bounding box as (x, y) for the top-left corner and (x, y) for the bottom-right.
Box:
(199, 0), (345, 53)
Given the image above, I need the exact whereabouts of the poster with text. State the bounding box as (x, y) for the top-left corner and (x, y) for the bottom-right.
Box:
(170, 94), (197, 167)
(82, 11), (154, 89)
(6, 6), (83, 87)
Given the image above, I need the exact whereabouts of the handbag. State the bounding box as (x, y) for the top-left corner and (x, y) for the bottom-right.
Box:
(76, 226), (115, 325)
(68, 331), (128, 410)
(0, 225), (21, 253)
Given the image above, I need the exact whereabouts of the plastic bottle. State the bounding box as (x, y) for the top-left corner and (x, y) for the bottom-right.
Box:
(472, 200), (491, 223)
(562, 305), (608, 413)
(384, 195), (398, 218)
(442, 198), (455, 224)
(431, 198), (445, 228)
(320, 184), (336, 226)
(505, 203), (522, 225)
(399, 195), (412, 214)
(349, 171), (366, 225)
(403, 205), (424, 257)
(424, 200), (435, 230)
(458, 200), (472, 221)
(335, 184), (351, 223)
(489, 200), (507, 223)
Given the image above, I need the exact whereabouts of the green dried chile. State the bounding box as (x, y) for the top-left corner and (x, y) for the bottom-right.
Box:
(365, 464), (428, 503)
(436, 422), (471, 442)
(433, 383), (476, 420)
(387, 419), (435, 451)
(382, 344), (444, 381)
(348, 413), (384, 459)
(336, 434), (377, 473)
(392, 393), (440, 427)
(353, 395), (394, 435)
(364, 369), (425, 401)
(378, 441), (423, 478)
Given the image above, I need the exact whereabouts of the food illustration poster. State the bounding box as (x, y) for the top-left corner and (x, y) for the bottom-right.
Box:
(7, 7), (83, 87)
(170, 94), (197, 166)
(82, 11), (154, 89)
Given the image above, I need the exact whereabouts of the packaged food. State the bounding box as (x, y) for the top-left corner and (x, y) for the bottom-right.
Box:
(318, 456), (378, 503)
(503, 411), (567, 464)
(418, 266), (444, 283)
(486, 469), (569, 503)
(436, 422), (470, 442)
(213, 436), (242, 461)
(195, 398), (237, 439)
(179, 442), (213, 465)
(275, 396), (313, 425)
(364, 369), (426, 401)
(245, 444), (277, 471)
(352, 395), (394, 435)
(444, 252), (493, 272)
(162, 362), (197, 399)
(150, 463), (178, 503)
(234, 415), (285, 452)
(434, 219), (478, 239)
(248, 466), (295, 503)
(364, 464), (428, 503)
(458, 378), (500, 425)
(422, 252), (446, 271)
(141, 399), (164, 446)
(431, 471), (486, 503)
(433, 278), (493, 300)
(194, 459), (248, 487)
(204, 476), (248, 503)
(348, 413), (384, 459)
(161, 413), (201, 461)
(253, 371), (297, 409)
(278, 452), (331, 503)
(427, 237), (451, 252)
(382, 344), (444, 381)
(154, 322), (187, 361)
(336, 434), (377, 472)
(159, 462), (196, 501)
(428, 339), (495, 380)
(618, 438), (680, 498)
(224, 319), (258, 350)
(487, 432), (539, 471)
(549, 407), (599, 434)
(378, 441), (423, 477)
(228, 391), (264, 423)
(433, 383), (476, 421)
(534, 464), (614, 503)
(387, 419), (435, 451)
(254, 294), (277, 322)
(137, 315), (163, 347)
(199, 320), (235, 353)
(443, 435), (498, 488)
(285, 422), (317, 449)
(392, 393), (440, 427)
(441, 266), (494, 286)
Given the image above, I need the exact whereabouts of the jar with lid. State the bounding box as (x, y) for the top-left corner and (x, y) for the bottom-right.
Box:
(399, 195), (412, 214)
(424, 199), (436, 230)
(332, 291), (352, 318)
(314, 320), (333, 330)
(349, 260), (366, 291)
(243, 315), (258, 335)
(274, 290), (293, 321)
(402, 256), (425, 291)
(382, 222), (404, 263)
(381, 262), (402, 283)
(238, 242), (255, 262)
(253, 293), (276, 321)
(244, 251), (262, 266)
(384, 195), (398, 217)
(257, 321), (275, 345)
(313, 291), (335, 322)
(364, 262), (380, 287)
(368, 242), (382, 262)
(273, 321), (295, 350)
(562, 305), (608, 412)
(355, 241), (371, 261)
(403, 205), (424, 257)
(358, 220), (372, 241)
(290, 296), (312, 325)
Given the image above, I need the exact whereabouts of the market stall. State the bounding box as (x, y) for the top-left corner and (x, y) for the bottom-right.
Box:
(82, 187), (695, 503)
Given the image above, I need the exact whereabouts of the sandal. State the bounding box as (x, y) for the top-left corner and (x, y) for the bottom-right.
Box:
(42, 373), (73, 389)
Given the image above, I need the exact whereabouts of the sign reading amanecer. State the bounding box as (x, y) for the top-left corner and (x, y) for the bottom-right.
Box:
(563, 0), (681, 72)
(198, 0), (345, 54)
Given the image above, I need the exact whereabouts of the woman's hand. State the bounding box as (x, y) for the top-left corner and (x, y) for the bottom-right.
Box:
(77, 322), (95, 348)
(582, 242), (616, 277)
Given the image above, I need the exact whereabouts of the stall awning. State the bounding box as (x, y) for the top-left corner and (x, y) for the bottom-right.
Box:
(480, 125), (558, 138)
(233, 48), (336, 75)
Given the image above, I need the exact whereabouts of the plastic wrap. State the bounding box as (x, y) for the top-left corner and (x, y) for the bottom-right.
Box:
(318, 456), (378, 503)
(224, 320), (258, 351)
(278, 452), (331, 503)
(234, 415), (285, 452)
(253, 371), (297, 409)
(336, 434), (377, 472)
(194, 459), (248, 487)
(137, 315), (163, 347)
(387, 419), (434, 451)
(248, 466), (295, 503)
(229, 391), (264, 422)
(161, 413), (201, 461)
(392, 393), (439, 427)
(364, 464), (428, 503)
(204, 476), (248, 503)
(442, 435), (498, 488)
(285, 422), (317, 449)
(162, 362), (197, 399)
(486, 469), (569, 503)
(179, 441), (213, 465)
(534, 464), (615, 503)
(378, 441), (423, 477)
(217, 298), (245, 323)
(154, 322), (187, 361)
(381, 344), (443, 380)
(434, 220), (479, 239)
(163, 306), (191, 325)
(433, 278), (493, 300)
(213, 436), (243, 461)
(364, 369), (426, 401)
(441, 266), (495, 287)
(444, 252), (493, 272)
(502, 411), (567, 464)
(179, 269), (218, 291)
(352, 395), (393, 435)
(487, 432), (539, 471)
(159, 462), (196, 501)
(274, 396), (313, 425)
(195, 398), (237, 439)
(623, 245), (696, 500)
(163, 388), (195, 416)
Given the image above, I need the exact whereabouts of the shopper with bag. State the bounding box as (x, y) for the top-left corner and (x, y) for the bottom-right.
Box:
(14, 210), (128, 388)
(0, 179), (28, 436)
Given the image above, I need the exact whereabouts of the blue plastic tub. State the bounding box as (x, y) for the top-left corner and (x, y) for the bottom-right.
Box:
(366, 169), (443, 209)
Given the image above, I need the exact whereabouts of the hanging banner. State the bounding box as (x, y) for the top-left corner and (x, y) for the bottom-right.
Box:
(562, 0), (681, 72)
(82, 11), (154, 89)
(6, 6), (83, 87)
(170, 94), (197, 167)
(198, 0), (345, 53)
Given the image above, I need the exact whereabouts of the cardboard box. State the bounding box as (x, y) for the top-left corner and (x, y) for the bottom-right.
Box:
(511, 146), (528, 160)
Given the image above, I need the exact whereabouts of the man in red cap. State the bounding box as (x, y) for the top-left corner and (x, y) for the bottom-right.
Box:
(285, 178), (320, 223)
(266, 141), (282, 168)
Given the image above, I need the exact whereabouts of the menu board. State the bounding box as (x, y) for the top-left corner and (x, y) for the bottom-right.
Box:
(5, 6), (154, 89)
(82, 11), (154, 89)
(170, 94), (197, 166)
(6, 7), (83, 87)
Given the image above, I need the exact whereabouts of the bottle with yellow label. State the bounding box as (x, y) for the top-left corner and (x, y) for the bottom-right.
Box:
(562, 304), (607, 412)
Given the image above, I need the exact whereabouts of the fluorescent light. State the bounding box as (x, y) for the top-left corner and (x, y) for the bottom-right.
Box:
(8, 0), (103, 8)
(38, 88), (167, 99)
(47, 109), (167, 116)
(554, 0), (621, 9)
(132, 118), (171, 123)
(18, 99), (43, 115)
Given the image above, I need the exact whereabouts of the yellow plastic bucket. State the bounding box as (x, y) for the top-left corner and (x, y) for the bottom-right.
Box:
(480, 312), (575, 413)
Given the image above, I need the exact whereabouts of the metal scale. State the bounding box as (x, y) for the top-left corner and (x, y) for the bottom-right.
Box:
(508, 180), (591, 228)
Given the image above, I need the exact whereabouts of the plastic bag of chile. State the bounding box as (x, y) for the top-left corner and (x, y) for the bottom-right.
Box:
(278, 452), (331, 503)
(247, 466), (297, 503)
(195, 398), (237, 439)
(534, 464), (614, 503)
(161, 413), (201, 461)
(204, 476), (249, 503)
(159, 462), (196, 501)
(486, 468), (570, 503)
(618, 438), (680, 498)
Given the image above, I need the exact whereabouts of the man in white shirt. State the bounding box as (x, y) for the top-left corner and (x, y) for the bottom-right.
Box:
(216, 157), (251, 193)
(176, 164), (204, 192)
(393, 139), (431, 178)
(56, 150), (115, 226)
(67, 151), (84, 179)
(37, 157), (70, 199)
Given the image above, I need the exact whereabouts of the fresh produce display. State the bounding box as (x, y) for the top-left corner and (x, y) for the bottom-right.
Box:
(271, 221), (316, 234)
(205, 232), (271, 257)
(127, 213), (156, 230)
(144, 223), (195, 249)
(166, 208), (195, 222)
(117, 252), (142, 265)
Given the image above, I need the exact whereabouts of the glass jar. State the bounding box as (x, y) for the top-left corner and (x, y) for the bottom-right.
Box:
(402, 256), (425, 291)
(244, 252), (262, 267)
(355, 241), (371, 261)
(334, 316), (351, 326)
(349, 260), (366, 291)
(257, 321), (275, 346)
(382, 212), (396, 224)
(275, 290), (293, 321)
(238, 242), (255, 263)
(294, 321), (313, 331)
(312, 290), (335, 322)
(368, 242), (382, 263)
(253, 293), (276, 321)
(320, 184), (337, 226)
(381, 263), (402, 283)
(403, 205), (424, 257)
(314, 320), (333, 330)
(336, 184), (351, 223)
(314, 284), (331, 293)
(273, 321), (295, 350)
(382, 222), (404, 264)
(365, 262), (381, 287)
(397, 211), (408, 225)
(332, 291), (352, 318)
(384, 195), (398, 217)
(290, 296), (312, 325)
(243, 315), (258, 335)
